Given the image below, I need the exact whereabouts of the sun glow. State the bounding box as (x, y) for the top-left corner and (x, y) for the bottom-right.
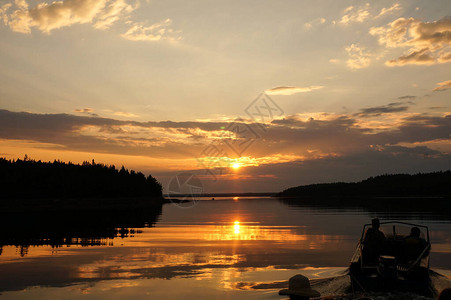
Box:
(232, 163), (241, 169)
(234, 221), (240, 234)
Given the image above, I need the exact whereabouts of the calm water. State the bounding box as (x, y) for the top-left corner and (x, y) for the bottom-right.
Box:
(0, 197), (450, 299)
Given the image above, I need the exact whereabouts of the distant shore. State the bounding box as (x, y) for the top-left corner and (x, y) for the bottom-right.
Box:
(277, 171), (451, 198)
(164, 192), (276, 198)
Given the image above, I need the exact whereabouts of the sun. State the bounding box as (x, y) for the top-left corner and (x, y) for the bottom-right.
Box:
(232, 163), (241, 169)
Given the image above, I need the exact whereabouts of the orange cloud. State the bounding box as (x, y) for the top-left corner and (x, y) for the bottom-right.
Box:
(265, 86), (323, 95)
(433, 80), (451, 92)
(339, 3), (370, 25)
(370, 17), (451, 66)
(121, 18), (180, 42)
(0, 0), (177, 43)
(345, 43), (372, 69)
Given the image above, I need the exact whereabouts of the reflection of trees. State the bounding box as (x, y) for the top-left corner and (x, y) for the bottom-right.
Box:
(279, 196), (451, 220)
(0, 157), (162, 199)
(0, 204), (162, 256)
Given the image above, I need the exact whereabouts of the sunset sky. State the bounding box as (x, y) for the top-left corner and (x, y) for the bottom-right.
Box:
(0, 0), (450, 192)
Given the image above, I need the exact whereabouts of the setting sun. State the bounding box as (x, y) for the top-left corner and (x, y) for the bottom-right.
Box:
(232, 163), (241, 170)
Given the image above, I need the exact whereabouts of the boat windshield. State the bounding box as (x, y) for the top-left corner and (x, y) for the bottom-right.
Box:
(378, 224), (428, 241)
(358, 221), (430, 269)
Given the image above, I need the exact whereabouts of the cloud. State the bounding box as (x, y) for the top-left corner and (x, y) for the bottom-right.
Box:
(120, 18), (180, 41)
(1, 109), (449, 158)
(6, 0), (110, 33)
(93, 0), (136, 30)
(74, 108), (98, 116)
(0, 109), (241, 159)
(265, 86), (324, 95)
(382, 145), (441, 156)
(385, 47), (435, 66)
(345, 44), (372, 70)
(438, 51), (451, 63)
(74, 108), (94, 113)
(339, 3), (370, 25)
(433, 80), (451, 92)
(370, 17), (451, 66)
(0, 0), (144, 37)
(0, 0), (181, 42)
(335, 3), (401, 26)
(304, 17), (326, 30)
(375, 3), (401, 18)
(0, 3), (12, 25)
(397, 95), (416, 100)
(1, 108), (451, 191)
(113, 111), (139, 117)
(355, 102), (412, 117)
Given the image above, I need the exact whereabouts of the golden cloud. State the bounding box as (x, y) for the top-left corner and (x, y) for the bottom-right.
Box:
(74, 108), (94, 113)
(339, 4), (370, 25)
(345, 43), (372, 70)
(120, 18), (180, 42)
(113, 111), (139, 118)
(370, 17), (451, 66)
(0, 0), (142, 38)
(94, 0), (135, 30)
(433, 80), (451, 92)
(8, 0), (109, 33)
(265, 86), (324, 95)
(375, 3), (401, 18)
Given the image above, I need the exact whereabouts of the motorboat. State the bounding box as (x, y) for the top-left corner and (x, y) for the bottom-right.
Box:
(349, 221), (434, 297)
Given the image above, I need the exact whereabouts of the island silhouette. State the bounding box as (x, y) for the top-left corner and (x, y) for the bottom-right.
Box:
(278, 171), (451, 198)
(277, 171), (451, 220)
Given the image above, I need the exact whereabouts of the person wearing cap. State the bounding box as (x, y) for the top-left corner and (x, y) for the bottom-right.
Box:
(279, 274), (320, 299)
(362, 218), (386, 264)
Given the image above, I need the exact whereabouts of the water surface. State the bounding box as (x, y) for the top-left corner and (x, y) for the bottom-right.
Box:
(1, 197), (450, 299)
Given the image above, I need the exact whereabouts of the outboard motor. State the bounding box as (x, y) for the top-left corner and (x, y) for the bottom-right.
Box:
(378, 255), (398, 280)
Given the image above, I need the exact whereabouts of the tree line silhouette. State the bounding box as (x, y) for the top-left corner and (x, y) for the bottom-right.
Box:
(0, 156), (162, 199)
(278, 171), (451, 198)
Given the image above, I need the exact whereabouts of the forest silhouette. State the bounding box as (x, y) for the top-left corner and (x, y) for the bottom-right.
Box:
(278, 171), (451, 219)
(278, 171), (451, 198)
(0, 156), (162, 199)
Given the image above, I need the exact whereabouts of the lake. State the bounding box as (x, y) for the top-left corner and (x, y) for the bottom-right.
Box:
(0, 197), (450, 299)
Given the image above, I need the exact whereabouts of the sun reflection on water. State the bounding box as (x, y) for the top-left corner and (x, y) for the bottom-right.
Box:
(234, 221), (240, 234)
(202, 221), (309, 242)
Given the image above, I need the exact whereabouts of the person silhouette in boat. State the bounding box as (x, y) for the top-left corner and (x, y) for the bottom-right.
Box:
(404, 226), (429, 263)
(362, 218), (386, 264)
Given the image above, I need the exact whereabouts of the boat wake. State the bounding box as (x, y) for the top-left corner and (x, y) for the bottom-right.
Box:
(307, 270), (450, 299)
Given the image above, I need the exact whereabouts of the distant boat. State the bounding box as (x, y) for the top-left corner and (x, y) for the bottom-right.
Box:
(212, 197), (215, 201)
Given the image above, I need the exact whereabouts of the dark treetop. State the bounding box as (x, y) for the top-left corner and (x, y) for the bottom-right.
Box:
(0, 156), (162, 199)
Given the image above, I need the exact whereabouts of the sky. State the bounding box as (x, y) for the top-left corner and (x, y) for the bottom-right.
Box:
(0, 0), (450, 193)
